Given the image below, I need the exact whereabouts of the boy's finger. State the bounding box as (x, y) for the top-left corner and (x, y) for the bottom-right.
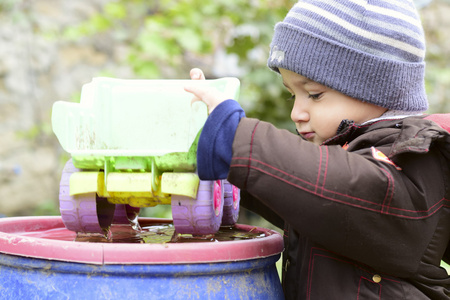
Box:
(185, 86), (204, 106)
(190, 68), (206, 80)
(185, 85), (208, 98)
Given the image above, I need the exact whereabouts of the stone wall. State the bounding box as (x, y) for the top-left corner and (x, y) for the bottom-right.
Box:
(0, 0), (132, 215)
(0, 0), (449, 216)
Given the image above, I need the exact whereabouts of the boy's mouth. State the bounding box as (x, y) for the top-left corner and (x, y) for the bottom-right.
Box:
(299, 131), (315, 140)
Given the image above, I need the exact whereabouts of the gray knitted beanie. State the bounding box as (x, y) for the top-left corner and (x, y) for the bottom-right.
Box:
(268, 0), (428, 112)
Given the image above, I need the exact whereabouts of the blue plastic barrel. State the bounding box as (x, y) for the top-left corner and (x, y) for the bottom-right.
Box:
(0, 217), (284, 299)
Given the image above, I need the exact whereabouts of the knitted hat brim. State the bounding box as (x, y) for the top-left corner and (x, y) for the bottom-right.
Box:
(268, 22), (428, 112)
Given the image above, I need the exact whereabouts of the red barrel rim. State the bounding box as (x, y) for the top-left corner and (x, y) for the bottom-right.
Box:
(0, 216), (283, 265)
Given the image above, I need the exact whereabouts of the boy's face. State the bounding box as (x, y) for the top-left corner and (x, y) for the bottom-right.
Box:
(280, 68), (387, 145)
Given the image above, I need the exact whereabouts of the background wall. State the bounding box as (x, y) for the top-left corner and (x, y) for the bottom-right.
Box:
(0, 0), (133, 215)
(0, 0), (449, 217)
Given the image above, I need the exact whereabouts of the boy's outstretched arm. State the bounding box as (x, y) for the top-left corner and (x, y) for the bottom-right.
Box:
(187, 69), (284, 229)
(185, 69), (246, 180)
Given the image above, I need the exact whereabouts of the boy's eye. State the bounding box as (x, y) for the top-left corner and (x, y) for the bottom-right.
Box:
(287, 94), (295, 101)
(308, 93), (323, 100)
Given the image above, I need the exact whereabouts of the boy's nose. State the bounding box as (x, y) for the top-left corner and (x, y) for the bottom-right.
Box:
(290, 99), (309, 123)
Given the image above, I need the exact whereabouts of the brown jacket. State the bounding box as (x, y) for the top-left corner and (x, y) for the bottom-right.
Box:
(230, 115), (450, 299)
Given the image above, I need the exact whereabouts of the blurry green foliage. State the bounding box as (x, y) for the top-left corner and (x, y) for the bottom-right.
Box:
(0, 0), (15, 13)
(426, 66), (450, 113)
(62, 0), (296, 130)
(30, 200), (60, 216)
(140, 205), (173, 219)
(60, 0), (450, 127)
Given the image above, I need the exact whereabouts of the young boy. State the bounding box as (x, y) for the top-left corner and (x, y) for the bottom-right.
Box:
(185, 0), (450, 299)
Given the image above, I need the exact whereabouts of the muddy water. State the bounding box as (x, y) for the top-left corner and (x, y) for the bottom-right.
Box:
(75, 223), (265, 244)
(25, 220), (266, 244)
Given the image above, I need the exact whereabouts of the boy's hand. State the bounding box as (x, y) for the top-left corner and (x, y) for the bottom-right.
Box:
(185, 68), (229, 114)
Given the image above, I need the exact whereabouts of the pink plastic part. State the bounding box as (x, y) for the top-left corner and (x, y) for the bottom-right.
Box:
(221, 180), (240, 226)
(171, 180), (224, 235)
(213, 180), (222, 216)
(59, 159), (115, 234)
(0, 216), (284, 265)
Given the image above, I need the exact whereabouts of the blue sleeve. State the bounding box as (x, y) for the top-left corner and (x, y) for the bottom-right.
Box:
(197, 99), (246, 180)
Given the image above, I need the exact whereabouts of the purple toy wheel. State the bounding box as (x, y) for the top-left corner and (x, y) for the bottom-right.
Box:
(59, 159), (115, 234)
(171, 180), (224, 235)
(221, 180), (240, 226)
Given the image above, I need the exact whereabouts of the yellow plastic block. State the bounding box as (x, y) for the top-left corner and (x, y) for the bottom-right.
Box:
(108, 194), (171, 207)
(108, 191), (153, 198)
(70, 172), (102, 196)
(107, 172), (152, 193)
(97, 172), (110, 197)
(161, 172), (199, 198)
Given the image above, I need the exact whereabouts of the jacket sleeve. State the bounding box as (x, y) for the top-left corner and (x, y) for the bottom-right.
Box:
(197, 99), (245, 180)
(228, 118), (449, 277)
(197, 100), (284, 229)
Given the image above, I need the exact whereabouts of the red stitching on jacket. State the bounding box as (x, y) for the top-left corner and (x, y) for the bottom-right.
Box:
(321, 146), (329, 196)
(307, 247), (400, 300)
(232, 158), (379, 205)
(306, 247), (315, 299)
(358, 277), (382, 300)
(230, 160), (450, 219)
(309, 247), (402, 282)
(389, 197), (449, 213)
(380, 168), (394, 214)
(232, 158), (320, 190)
(245, 121), (260, 188)
(314, 146), (322, 194)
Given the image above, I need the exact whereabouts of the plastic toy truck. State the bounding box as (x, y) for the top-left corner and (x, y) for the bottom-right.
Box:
(52, 77), (241, 236)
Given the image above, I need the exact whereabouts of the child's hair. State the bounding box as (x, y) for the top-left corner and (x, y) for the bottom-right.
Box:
(267, 0), (428, 112)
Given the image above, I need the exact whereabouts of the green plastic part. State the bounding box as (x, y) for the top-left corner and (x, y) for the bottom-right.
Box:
(52, 77), (240, 200)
